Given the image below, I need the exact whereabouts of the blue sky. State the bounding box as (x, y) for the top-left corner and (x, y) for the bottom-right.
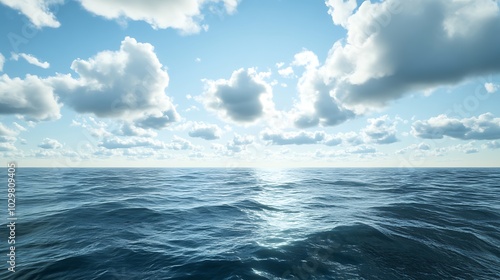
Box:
(1, 0), (500, 167)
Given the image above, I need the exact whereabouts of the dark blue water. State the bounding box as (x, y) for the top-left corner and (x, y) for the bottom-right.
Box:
(1, 168), (499, 279)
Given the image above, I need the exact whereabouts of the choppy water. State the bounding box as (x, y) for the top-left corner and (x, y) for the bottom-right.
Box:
(1, 168), (499, 279)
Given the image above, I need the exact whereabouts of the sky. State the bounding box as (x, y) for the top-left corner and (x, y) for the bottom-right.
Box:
(0, 0), (500, 168)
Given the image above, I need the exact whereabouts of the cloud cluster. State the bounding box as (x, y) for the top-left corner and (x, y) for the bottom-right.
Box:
(98, 135), (196, 151)
(188, 122), (222, 140)
(412, 113), (500, 140)
(212, 134), (254, 154)
(328, 0), (500, 106)
(38, 138), (63, 149)
(202, 68), (275, 124)
(325, 0), (357, 28)
(50, 37), (179, 128)
(290, 0), (500, 128)
(261, 115), (398, 146)
(291, 50), (355, 128)
(261, 130), (325, 145)
(0, 74), (61, 121)
(0, 0), (62, 28)
(363, 115), (398, 144)
(78, 0), (239, 34)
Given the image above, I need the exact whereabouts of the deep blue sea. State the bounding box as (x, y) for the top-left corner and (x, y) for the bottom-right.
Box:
(1, 168), (499, 279)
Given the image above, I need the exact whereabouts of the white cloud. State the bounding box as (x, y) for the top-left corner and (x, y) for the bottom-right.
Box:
(0, 53), (4, 72)
(328, 0), (500, 107)
(166, 136), (197, 150)
(412, 113), (500, 140)
(291, 0), (500, 128)
(12, 53), (50, 69)
(38, 138), (62, 149)
(396, 142), (432, 155)
(71, 117), (113, 139)
(324, 135), (342, 146)
(50, 37), (179, 129)
(226, 134), (253, 153)
(188, 122), (222, 140)
(78, 0), (240, 34)
(485, 82), (498, 93)
(202, 68), (275, 124)
(13, 122), (26, 132)
(454, 142), (479, 154)
(362, 115), (398, 144)
(261, 130), (325, 145)
(0, 0), (62, 28)
(339, 131), (364, 146)
(99, 136), (165, 150)
(278, 66), (294, 78)
(0, 74), (61, 121)
(325, 0), (357, 28)
(115, 123), (157, 138)
(291, 50), (355, 128)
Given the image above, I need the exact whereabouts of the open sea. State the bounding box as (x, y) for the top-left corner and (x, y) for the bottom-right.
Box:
(1, 168), (499, 279)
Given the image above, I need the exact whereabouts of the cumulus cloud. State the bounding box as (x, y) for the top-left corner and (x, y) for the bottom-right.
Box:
(38, 138), (62, 149)
(50, 37), (179, 129)
(261, 130), (325, 145)
(362, 115), (398, 144)
(202, 68), (275, 124)
(292, 0), (500, 128)
(12, 53), (50, 69)
(412, 113), (500, 140)
(166, 136), (196, 150)
(338, 131), (364, 146)
(0, 0), (62, 28)
(0, 74), (61, 121)
(115, 123), (157, 138)
(324, 135), (342, 146)
(278, 67), (294, 78)
(78, 0), (239, 34)
(291, 50), (355, 128)
(326, 0), (357, 28)
(188, 122), (222, 140)
(326, 0), (500, 107)
(396, 142), (432, 154)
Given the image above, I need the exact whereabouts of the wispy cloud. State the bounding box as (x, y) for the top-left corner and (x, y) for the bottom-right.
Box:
(12, 53), (50, 69)
(0, 0), (61, 28)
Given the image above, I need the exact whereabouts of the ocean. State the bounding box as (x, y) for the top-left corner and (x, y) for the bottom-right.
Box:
(1, 168), (499, 279)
